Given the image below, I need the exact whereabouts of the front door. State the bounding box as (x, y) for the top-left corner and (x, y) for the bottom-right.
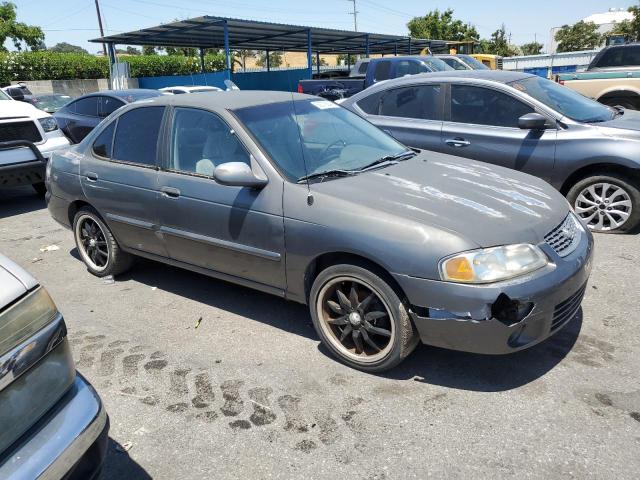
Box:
(441, 83), (557, 183)
(79, 106), (166, 256)
(157, 107), (286, 291)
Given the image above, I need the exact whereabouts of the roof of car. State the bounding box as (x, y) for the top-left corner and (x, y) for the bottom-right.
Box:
(138, 90), (316, 110)
(79, 89), (163, 102)
(363, 69), (533, 90)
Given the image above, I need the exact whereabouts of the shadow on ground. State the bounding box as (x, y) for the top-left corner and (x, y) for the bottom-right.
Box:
(69, 249), (583, 393)
(103, 438), (152, 480)
(0, 186), (45, 219)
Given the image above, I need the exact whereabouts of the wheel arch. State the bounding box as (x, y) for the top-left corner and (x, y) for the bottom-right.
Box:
(598, 88), (640, 102)
(67, 199), (92, 226)
(560, 163), (640, 196)
(303, 252), (407, 305)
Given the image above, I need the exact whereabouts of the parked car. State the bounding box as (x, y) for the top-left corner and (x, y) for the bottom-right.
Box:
(0, 253), (108, 479)
(342, 70), (640, 233)
(46, 91), (593, 371)
(159, 85), (223, 94)
(297, 55), (454, 100)
(0, 90), (70, 195)
(32, 93), (74, 113)
(436, 54), (490, 70)
(557, 43), (640, 110)
(54, 89), (164, 143)
(1, 82), (36, 104)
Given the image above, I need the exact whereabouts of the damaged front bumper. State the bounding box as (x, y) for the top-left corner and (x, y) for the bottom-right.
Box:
(392, 231), (594, 355)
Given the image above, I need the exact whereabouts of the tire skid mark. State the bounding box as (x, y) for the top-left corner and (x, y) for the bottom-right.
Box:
(248, 387), (276, 426)
(220, 380), (244, 417)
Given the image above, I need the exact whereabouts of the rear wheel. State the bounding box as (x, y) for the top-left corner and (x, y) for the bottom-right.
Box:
(567, 174), (640, 233)
(309, 264), (419, 372)
(73, 206), (133, 277)
(599, 96), (640, 110)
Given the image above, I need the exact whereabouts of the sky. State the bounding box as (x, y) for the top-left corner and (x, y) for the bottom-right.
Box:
(13, 0), (638, 54)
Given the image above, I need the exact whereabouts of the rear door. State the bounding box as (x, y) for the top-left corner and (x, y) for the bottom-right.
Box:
(156, 107), (286, 290)
(353, 83), (444, 152)
(58, 96), (101, 143)
(441, 83), (557, 181)
(79, 106), (166, 256)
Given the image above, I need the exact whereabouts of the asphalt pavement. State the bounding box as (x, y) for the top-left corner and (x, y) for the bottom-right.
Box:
(1, 185), (639, 479)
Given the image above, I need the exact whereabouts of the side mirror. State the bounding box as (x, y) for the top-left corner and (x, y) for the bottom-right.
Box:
(214, 162), (268, 188)
(518, 112), (547, 130)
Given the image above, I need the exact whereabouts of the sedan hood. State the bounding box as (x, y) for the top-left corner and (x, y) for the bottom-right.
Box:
(595, 108), (640, 138)
(310, 152), (569, 248)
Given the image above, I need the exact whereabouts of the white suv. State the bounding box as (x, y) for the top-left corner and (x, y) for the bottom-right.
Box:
(0, 89), (70, 195)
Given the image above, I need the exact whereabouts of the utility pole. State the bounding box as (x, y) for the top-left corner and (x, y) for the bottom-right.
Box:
(347, 0), (359, 32)
(94, 0), (107, 57)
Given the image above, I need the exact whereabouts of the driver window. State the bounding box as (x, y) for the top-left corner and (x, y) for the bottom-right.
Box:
(450, 84), (533, 128)
(170, 107), (250, 177)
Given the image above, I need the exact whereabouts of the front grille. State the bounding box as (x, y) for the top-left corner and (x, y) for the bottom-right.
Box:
(544, 214), (582, 257)
(551, 283), (586, 330)
(0, 121), (42, 143)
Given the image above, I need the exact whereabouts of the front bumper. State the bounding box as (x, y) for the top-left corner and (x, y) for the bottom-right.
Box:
(0, 140), (46, 188)
(0, 374), (109, 480)
(393, 228), (594, 355)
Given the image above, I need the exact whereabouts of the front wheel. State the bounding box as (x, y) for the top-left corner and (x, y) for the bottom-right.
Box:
(567, 174), (640, 233)
(73, 206), (133, 277)
(309, 264), (419, 372)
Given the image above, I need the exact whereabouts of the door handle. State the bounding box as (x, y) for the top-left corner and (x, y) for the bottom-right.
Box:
(160, 186), (181, 198)
(445, 138), (471, 147)
(86, 172), (98, 181)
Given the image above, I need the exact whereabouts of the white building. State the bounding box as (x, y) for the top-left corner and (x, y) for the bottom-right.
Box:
(549, 7), (633, 54)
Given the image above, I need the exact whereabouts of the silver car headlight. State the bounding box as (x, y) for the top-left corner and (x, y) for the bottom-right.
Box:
(38, 117), (58, 132)
(439, 244), (548, 284)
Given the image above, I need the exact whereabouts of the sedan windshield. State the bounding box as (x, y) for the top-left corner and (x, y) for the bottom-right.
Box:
(458, 55), (489, 70)
(508, 76), (613, 123)
(234, 99), (410, 182)
(423, 57), (455, 72)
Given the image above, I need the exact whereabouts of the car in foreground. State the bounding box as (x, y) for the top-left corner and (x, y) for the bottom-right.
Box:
(342, 70), (640, 233)
(32, 93), (74, 113)
(54, 89), (164, 143)
(0, 253), (108, 478)
(0, 90), (70, 195)
(46, 91), (593, 372)
(159, 85), (223, 94)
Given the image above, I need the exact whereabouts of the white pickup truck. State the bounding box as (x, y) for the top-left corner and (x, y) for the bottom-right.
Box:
(0, 89), (70, 195)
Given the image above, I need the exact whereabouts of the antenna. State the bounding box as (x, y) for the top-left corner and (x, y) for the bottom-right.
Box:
(347, 0), (359, 32)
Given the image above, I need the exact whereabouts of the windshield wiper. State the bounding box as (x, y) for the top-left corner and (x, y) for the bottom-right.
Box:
(359, 150), (417, 171)
(297, 169), (356, 183)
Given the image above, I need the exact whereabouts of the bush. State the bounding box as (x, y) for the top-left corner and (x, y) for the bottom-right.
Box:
(0, 51), (227, 85)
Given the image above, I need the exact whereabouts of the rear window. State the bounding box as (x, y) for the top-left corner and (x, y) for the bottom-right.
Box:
(112, 107), (164, 166)
(594, 46), (640, 68)
(373, 61), (391, 82)
(72, 97), (99, 116)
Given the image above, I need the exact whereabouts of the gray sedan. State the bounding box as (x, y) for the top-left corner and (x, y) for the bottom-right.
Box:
(0, 254), (108, 478)
(46, 91), (592, 371)
(342, 70), (640, 233)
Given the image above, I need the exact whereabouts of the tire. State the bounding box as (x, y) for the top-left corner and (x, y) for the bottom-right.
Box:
(73, 206), (133, 277)
(599, 96), (640, 110)
(566, 173), (640, 233)
(32, 182), (46, 196)
(309, 263), (419, 372)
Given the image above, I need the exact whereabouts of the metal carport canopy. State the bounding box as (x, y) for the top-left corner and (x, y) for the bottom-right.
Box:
(90, 16), (441, 55)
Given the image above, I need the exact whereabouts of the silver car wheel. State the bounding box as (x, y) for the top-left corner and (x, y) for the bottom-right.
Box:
(316, 276), (395, 363)
(74, 214), (110, 272)
(574, 182), (633, 232)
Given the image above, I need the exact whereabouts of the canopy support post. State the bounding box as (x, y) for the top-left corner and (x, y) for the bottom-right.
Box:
(316, 51), (320, 74)
(307, 29), (312, 78)
(365, 33), (370, 57)
(223, 20), (231, 79)
(199, 48), (205, 73)
(266, 49), (270, 71)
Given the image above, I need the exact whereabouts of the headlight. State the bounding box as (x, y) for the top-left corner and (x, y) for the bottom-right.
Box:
(0, 287), (58, 356)
(440, 244), (548, 284)
(38, 117), (58, 132)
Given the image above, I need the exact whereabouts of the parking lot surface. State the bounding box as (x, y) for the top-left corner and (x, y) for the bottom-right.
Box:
(2, 186), (639, 479)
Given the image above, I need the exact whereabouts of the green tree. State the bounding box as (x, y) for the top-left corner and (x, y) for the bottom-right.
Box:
(233, 49), (255, 71)
(49, 42), (88, 54)
(142, 45), (157, 55)
(481, 25), (520, 56)
(311, 56), (327, 67)
(407, 8), (479, 41)
(610, 4), (640, 41)
(520, 41), (543, 56)
(0, 2), (44, 51)
(554, 21), (602, 52)
(256, 51), (282, 68)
